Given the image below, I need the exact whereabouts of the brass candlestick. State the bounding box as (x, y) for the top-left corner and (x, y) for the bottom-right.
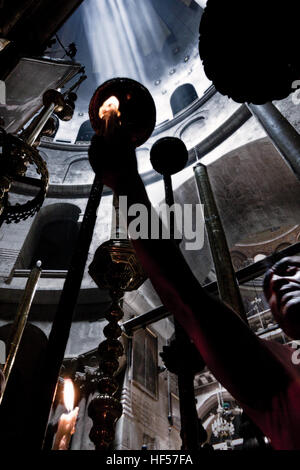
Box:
(87, 77), (156, 450)
(88, 236), (146, 450)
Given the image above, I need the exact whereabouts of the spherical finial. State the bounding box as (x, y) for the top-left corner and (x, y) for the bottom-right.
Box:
(150, 137), (188, 176)
(89, 78), (156, 148)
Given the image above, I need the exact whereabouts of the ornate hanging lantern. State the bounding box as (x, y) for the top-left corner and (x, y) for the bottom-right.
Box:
(199, 0), (300, 104)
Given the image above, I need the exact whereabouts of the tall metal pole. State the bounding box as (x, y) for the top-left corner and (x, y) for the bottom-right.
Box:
(246, 102), (300, 181)
(0, 261), (42, 404)
(163, 173), (200, 451)
(35, 176), (103, 449)
(194, 162), (247, 322)
(149, 136), (201, 450)
(173, 324), (201, 450)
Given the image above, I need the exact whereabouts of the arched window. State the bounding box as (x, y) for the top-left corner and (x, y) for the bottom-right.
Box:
(253, 253), (267, 262)
(170, 83), (198, 116)
(132, 328), (158, 398)
(17, 203), (81, 270)
(76, 120), (94, 142)
(63, 157), (94, 184)
(230, 251), (248, 270)
(275, 243), (291, 253)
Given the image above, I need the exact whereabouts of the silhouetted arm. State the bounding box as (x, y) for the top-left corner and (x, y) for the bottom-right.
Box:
(89, 135), (289, 409)
(118, 174), (290, 407)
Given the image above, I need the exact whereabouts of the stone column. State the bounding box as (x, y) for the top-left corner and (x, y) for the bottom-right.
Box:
(193, 163), (247, 322)
(194, 0), (208, 9)
(247, 102), (300, 181)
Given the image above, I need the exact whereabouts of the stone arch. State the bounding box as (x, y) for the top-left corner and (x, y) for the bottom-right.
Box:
(253, 253), (268, 262)
(76, 119), (94, 142)
(275, 242), (291, 252)
(170, 83), (198, 116)
(136, 147), (151, 174)
(16, 203), (81, 270)
(62, 156), (94, 184)
(230, 251), (248, 270)
(179, 116), (206, 149)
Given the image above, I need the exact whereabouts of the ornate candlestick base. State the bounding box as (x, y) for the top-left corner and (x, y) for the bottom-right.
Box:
(88, 238), (145, 450)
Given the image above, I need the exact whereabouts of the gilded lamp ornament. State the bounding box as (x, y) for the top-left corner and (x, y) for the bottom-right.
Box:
(87, 77), (156, 450)
(0, 128), (49, 222)
(0, 88), (79, 223)
(87, 237), (146, 450)
(89, 239), (146, 294)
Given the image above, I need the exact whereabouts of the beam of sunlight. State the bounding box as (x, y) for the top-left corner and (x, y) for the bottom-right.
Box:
(82, 0), (171, 88)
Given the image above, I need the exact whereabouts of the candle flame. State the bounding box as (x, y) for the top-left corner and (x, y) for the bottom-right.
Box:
(99, 96), (121, 119)
(63, 379), (75, 413)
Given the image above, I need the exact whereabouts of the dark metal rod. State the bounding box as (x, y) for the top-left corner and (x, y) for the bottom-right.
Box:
(163, 172), (200, 450)
(0, 212), (5, 231)
(24, 103), (56, 147)
(174, 320), (200, 450)
(123, 305), (168, 333)
(247, 102), (300, 181)
(34, 175), (103, 449)
(194, 162), (247, 323)
(163, 174), (174, 206)
(13, 175), (44, 188)
(0, 262), (42, 404)
(167, 369), (173, 426)
(163, 174), (176, 239)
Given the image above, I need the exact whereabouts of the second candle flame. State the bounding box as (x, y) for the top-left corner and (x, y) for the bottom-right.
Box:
(64, 378), (75, 413)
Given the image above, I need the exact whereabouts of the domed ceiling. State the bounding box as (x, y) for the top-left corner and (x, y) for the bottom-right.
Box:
(45, 0), (210, 141)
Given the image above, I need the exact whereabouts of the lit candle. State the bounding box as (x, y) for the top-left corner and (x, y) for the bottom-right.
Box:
(98, 95), (121, 137)
(52, 379), (79, 451)
(99, 96), (120, 120)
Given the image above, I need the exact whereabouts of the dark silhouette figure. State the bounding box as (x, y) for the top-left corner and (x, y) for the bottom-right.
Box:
(93, 134), (300, 449)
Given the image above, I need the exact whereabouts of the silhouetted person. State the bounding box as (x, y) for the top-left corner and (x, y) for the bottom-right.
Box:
(89, 133), (300, 450)
(0, 324), (48, 448)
